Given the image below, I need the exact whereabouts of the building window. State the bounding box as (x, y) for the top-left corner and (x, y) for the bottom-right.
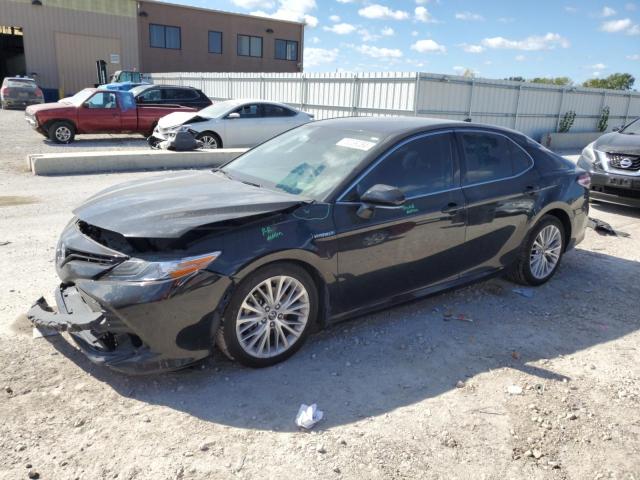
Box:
(237, 34), (262, 57)
(275, 39), (298, 61)
(208, 31), (222, 54)
(149, 24), (181, 49)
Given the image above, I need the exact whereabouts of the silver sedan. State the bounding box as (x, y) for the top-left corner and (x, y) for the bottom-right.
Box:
(151, 99), (314, 149)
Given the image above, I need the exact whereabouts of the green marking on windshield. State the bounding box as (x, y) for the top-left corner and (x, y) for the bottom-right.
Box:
(403, 203), (418, 215)
(261, 226), (284, 242)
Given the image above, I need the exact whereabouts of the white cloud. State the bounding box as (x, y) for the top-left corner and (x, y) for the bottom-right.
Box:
(356, 44), (404, 58)
(251, 0), (318, 27)
(481, 32), (570, 51)
(381, 27), (395, 36)
(455, 11), (484, 21)
(592, 71), (602, 77)
(415, 0), (431, 4)
(336, 0), (353, 3)
(359, 28), (380, 42)
(588, 63), (607, 69)
(626, 3), (637, 11)
(329, 14), (340, 22)
(498, 17), (514, 23)
(411, 39), (446, 53)
(232, 0), (274, 9)
(601, 6), (616, 17)
(515, 54), (526, 61)
(414, 6), (434, 22)
(452, 66), (465, 73)
(310, 36), (320, 44)
(453, 66), (478, 77)
(359, 4), (409, 20)
(600, 18), (633, 32)
(323, 22), (356, 34)
(304, 47), (338, 67)
(627, 53), (640, 60)
(411, 30), (419, 36)
(564, 6), (578, 13)
(460, 43), (484, 53)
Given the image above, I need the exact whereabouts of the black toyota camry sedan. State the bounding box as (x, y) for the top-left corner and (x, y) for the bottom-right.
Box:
(29, 117), (590, 373)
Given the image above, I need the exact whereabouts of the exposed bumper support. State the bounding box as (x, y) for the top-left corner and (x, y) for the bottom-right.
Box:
(27, 288), (104, 332)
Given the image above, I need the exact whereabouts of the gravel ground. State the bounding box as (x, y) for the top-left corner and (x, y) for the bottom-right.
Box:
(1, 109), (639, 480)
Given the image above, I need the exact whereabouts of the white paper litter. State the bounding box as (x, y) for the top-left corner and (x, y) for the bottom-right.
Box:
(507, 385), (523, 395)
(295, 403), (324, 429)
(336, 138), (376, 151)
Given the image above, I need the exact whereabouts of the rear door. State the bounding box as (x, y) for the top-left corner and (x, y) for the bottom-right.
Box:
(162, 88), (202, 109)
(455, 129), (540, 275)
(223, 103), (264, 147)
(77, 91), (121, 132)
(332, 131), (467, 314)
(261, 103), (301, 139)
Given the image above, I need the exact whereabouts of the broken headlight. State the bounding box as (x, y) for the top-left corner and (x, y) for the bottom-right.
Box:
(578, 142), (603, 171)
(102, 252), (221, 282)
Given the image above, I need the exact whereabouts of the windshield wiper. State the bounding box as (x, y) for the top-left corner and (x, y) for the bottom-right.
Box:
(213, 168), (233, 180)
(240, 180), (262, 188)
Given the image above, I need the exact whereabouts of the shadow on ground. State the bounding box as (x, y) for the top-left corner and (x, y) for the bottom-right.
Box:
(44, 248), (639, 432)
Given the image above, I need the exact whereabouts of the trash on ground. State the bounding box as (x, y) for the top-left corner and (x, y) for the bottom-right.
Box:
(507, 385), (524, 395)
(0, 241), (10, 246)
(295, 403), (323, 430)
(512, 287), (535, 298)
(587, 217), (630, 237)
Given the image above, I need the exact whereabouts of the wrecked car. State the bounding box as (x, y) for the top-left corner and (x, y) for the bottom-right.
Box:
(29, 117), (590, 373)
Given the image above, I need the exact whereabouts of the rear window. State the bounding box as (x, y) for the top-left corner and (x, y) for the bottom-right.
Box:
(4, 79), (36, 89)
(162, 88), (199, 100)
(525, 140), (574, 172)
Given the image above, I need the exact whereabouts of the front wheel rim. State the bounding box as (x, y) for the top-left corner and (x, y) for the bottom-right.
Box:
(529, 225), (562, 279)
(236, 275), (310, 358)
(55, 126), (71, 142)
(200, 135), (218, 148)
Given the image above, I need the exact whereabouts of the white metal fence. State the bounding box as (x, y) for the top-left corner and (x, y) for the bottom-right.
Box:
(149, 71), (640, 140)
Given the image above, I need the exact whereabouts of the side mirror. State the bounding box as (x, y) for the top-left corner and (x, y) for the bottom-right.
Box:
(227, 112), (240, 119)
(357, 184), (405, 219)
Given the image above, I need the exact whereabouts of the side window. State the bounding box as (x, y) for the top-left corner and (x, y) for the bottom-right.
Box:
(137, 89), (161, 103)
(232, 104), (261, 118)
(459, 132), (530, 185)
(353, 133), (455, 199)
(263, 104), (295, 117)
(163, 88), (198, 101)
(85, 92), (117, 109)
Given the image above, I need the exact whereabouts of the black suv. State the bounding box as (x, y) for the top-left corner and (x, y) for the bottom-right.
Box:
(130, 84), (212, 110)
(578, 117), (640, 208)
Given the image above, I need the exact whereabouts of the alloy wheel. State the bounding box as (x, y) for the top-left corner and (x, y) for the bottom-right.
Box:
(529, 224), (562, 280)
(55, 126), (72, 142)
(199, 135), (218, 149)
(235, 275), (310, 358)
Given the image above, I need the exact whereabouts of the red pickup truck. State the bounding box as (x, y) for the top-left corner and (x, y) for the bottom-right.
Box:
(25, 88), (196, 144)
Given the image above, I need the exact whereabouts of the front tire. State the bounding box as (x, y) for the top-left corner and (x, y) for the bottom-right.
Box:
(196, 131), (221, 149)
(216, 263), (318, 368)
(48, 121), (75, 144)
(507, 215), (565, 286)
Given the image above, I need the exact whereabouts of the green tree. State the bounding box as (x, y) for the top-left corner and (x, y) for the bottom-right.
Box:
(582, 73), (635, 90)
(530, 77), (573, 86)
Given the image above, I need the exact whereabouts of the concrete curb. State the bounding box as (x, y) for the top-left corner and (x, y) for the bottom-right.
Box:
(27, 148), (248, 176)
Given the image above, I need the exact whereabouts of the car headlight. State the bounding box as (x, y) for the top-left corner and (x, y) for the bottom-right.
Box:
(578, 142), (603, 170)
(102, 252), (221, 282)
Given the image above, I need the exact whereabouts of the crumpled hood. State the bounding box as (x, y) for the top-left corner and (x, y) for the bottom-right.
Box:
(26, 102), (75, 115)
(158, 111), (204, 129)
(73, 171), (306, 238)
(594, 132), (640, 155)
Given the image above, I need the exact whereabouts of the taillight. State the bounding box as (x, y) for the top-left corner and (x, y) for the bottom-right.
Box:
(577, 172), (591, 188)
(35, 88), (43, 97)
(0, 87), (8, 96)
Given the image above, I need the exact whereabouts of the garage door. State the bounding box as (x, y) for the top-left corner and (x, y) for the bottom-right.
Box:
(55, 32), (121, 95)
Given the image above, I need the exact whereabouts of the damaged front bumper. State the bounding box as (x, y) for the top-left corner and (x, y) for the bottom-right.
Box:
(28, 273), (232, 374)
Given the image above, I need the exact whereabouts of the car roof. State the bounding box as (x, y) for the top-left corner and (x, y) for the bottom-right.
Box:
(3, 77), (36, 82)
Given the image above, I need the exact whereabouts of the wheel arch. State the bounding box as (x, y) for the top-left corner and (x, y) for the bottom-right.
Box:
(43, 118), (77, 134)
(535, 204), (572, 251)
(197, 130), (223, 148)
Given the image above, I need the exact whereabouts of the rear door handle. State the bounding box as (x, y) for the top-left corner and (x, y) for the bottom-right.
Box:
(441, 202), (461, 214)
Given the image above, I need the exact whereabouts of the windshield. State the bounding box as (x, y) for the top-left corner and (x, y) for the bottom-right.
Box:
(620, 118), (640, 135)
(61, 89), (95, 106)
(222, 123), (383, 200)
(198, 100), (240, 118)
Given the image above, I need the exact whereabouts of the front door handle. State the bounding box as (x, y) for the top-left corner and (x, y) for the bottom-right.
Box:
(441, 202), (461, 214)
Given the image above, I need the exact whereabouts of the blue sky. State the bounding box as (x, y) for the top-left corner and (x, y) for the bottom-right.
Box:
(171, 0), (639, 83)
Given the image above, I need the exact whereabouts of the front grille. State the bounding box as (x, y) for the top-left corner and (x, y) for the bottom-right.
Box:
(607, 153), (640, 171)
(593, 185), (640, 199)
(63, 248), (120, 266)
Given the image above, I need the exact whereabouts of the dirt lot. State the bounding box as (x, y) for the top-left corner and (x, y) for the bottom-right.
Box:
(1, 109), (639, 480)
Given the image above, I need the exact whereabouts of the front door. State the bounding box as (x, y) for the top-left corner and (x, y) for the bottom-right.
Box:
(223, 103), (264, 147)
(77, 91), (121, 132)
(332, 131), (467, 315)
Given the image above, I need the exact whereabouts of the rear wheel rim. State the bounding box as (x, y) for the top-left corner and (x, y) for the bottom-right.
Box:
(199, 135), (218, 149)
(236, 275), (310, 359)
(529, 225), (562, 279)
(55, 126), (71, 142)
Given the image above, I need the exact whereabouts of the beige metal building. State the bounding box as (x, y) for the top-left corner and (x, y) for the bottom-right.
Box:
(0, 0), (140, 96)
(0, 0), (305, 99)
(137, 1), (304, 74)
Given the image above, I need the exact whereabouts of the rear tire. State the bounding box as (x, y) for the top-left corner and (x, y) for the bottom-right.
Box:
(196, 131), (221, 149)
(216, 263), (318, 368)
(507, 215), (565, 286)
(48, 121), (75, 144)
